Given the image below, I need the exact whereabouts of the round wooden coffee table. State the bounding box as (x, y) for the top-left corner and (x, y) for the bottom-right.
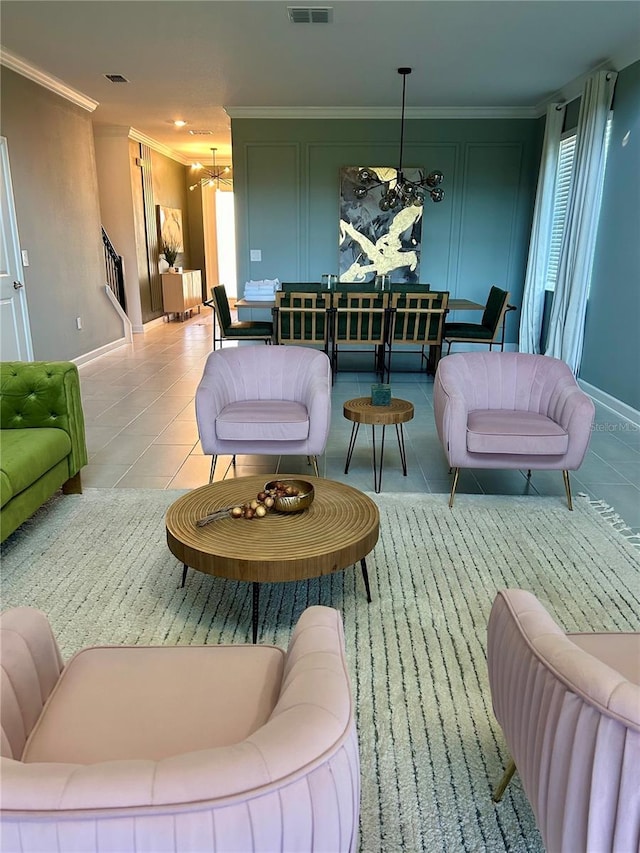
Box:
(343, 397), (415, 493)
(166, 474), (379, 642)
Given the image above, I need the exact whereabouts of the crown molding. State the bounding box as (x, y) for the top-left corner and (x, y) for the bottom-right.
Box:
(225, 105), (539, 120)
(535, 46), (640, 114)
(127, 127), (192, 164)
(0, 47), (98, 112)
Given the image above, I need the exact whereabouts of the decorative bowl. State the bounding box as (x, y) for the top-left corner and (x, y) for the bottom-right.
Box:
(264, 479), (315, 513)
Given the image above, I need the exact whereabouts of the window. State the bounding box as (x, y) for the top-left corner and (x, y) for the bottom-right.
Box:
(545, 131), (576, 291)
(545, 114), (612, 292)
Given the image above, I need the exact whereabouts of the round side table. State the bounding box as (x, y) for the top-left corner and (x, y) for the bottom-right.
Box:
(343, 397), (415, 493)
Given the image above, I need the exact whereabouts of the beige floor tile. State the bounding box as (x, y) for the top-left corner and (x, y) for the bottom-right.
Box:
(115, 473), (174, 488)
(119, 411), (177, 436)
(154, 420), (200, 445)
(90, 434), (154, 465)
(82, 463), (132, 487)
(125, 443), (192, 477)
(85, 426), (125, 455)
(168, 455), (212, 489)
(174, 402), (198, 421)
(145, 397), (195, 416)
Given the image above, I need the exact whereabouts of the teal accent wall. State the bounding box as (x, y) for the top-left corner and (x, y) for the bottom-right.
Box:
(580, 60), (640, 411)
(232, 117), (543, 344)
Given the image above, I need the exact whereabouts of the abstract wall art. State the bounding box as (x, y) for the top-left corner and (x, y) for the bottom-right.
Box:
(339, 166), (423, 283)
(157, 206), (184, 251)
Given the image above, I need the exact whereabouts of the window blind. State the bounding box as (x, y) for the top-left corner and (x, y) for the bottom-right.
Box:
(545, 133), (576, 291)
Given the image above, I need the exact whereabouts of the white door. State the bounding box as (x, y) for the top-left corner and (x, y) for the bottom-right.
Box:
(0, 137), (33, 361)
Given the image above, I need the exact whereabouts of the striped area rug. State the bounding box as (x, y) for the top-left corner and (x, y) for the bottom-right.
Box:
(2, 489), (639, 852)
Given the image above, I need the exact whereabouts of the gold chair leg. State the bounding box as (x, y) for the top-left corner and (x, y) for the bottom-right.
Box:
(492, 758), (517, 803)
(448, 467), (460, 508)
(209, 456), (217, 484)
(563, 470), (573, 510)
(309, 456), (319, 477)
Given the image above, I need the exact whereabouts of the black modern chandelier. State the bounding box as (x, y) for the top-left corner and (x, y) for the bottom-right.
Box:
(354, 67), (445, 211)
(188, 148), (232, 191)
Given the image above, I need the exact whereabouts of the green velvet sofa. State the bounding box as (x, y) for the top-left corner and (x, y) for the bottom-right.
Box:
(1, 361), (88, 542)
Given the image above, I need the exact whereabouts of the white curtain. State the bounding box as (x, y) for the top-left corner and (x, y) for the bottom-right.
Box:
(519, 103), (566, 353)
(545, 70), (617, 373)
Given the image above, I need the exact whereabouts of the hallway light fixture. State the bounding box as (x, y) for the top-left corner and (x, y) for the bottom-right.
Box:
(189, 148), (232, 191)
(355, 68), (445, 211)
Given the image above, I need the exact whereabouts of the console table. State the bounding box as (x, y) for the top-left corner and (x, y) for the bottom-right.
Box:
(161, 270), (202, 320)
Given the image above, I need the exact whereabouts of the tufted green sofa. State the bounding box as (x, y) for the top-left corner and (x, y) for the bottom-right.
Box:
(1, 361), (88, 542)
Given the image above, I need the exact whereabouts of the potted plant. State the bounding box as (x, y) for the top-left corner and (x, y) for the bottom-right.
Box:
(161, 240), (180, 271)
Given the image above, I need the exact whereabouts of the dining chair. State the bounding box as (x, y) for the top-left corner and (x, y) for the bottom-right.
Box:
(384, 290), (449, 379)
(331, 291), (389, 378)
(388, 282), (431, 293)
(273, 291), (332, 354)
(442, 285), (514, 354)
(280, 282), (324, 293)
(487, 589), (639, 852)
(205, 284), (273, 349)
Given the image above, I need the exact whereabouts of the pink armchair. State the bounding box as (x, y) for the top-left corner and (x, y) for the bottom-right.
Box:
(0, 606), (359, 852)
(196, 345), (331, 480)
(433, 351), (595, 508)
(487, 589), (640, 852)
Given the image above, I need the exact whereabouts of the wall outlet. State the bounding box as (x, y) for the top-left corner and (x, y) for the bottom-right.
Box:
(250, 249), (262, 262)
(76, 317), (82, 330)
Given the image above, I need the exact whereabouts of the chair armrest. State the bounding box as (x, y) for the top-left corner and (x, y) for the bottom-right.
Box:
(433, 368), (470, 465)
(0, 608), (64, 759)
(301, 363), (332, 452)
(194, 351), (240, 452)
(0, 362), (88, 476)
(546, 381), (595, 466)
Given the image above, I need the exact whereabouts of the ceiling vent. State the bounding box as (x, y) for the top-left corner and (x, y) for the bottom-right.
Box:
(104, 73), (129, 83)
(188, 129), (214, 136)
(287, 7), (332, 24)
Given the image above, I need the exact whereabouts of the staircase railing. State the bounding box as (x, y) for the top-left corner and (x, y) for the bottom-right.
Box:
(102, 227), (126, 310)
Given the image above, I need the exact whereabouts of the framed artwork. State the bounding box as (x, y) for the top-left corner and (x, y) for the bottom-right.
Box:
(339, 166), (423, 283)
(157, 206), (184, 251)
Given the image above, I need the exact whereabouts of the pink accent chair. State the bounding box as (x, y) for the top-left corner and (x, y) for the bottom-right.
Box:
(487, 589), (640, 852)
(433, 351), (595, 508)
(0, 606), (359, 853)
(196, 345), (331, 480)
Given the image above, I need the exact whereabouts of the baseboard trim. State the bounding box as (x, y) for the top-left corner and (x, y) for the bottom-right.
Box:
(73, 336), (129, 367)
(132, 315), (167, 334)
(578, 379), (640, 428)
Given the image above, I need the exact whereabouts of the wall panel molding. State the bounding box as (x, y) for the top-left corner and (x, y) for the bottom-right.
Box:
(456, 142), (524, 301)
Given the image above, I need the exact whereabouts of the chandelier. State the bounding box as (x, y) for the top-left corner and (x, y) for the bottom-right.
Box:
(354, 68), (445, 211)
(189, 148), (232, 191)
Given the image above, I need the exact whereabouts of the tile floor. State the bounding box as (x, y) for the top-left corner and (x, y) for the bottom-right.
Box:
(78, 307), (640, 534)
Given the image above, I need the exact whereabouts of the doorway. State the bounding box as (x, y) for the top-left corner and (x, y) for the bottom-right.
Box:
(0, 137), (33, 360)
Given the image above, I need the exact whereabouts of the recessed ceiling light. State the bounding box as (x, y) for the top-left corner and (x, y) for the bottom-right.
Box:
(173, 120), (188, 127)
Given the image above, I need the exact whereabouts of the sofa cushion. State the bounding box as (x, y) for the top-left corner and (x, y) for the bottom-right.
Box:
(22, 644), (285, 764)
(467, 410), (568, 455)
(216, 400), (310, 441)
(0, 429), (71, 504)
